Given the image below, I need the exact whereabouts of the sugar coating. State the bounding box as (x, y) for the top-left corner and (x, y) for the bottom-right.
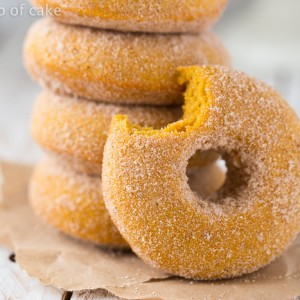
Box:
(102, 66), (300, 280)
(31, 91), (219, 175)
(29, 156), (129, 248)
(31, 91), (182, 175)
(30, 0), (227, 33)
(24, 18), (231, 106)
(29, 155), (225, 249)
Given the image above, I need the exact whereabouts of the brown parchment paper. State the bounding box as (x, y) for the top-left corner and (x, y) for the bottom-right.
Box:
(0, 161), (300, 300)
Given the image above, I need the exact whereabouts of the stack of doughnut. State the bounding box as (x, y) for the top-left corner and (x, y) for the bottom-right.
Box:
(24, 1), (300, 281)
(25, 0), (229, 249)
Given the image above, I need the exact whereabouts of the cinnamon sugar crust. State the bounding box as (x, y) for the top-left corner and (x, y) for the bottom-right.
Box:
(31, 91), (184, 175)
(31, 0), (227, 33)
(24, 18), (230, 105)
(30, 156), (225, 249)
(102, 66), (300, 279)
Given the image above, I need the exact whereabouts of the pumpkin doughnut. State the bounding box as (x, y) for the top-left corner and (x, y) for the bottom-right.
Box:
(29, 156), (128, 248)
(102, 66), (300, 280)
(29, 156), (225, 248)
(30, 0), (227, 33)
(31, 91), (218, 175)
(24, 18), (230, 106)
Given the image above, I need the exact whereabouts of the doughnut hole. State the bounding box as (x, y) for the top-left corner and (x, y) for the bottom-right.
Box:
(218, 150), (252, 201)
(187, 156), (226, 199)
(187, 149), (220, 168)
(187, 150), (251, 202)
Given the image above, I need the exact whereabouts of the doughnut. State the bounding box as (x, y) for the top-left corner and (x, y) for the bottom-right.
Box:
(29, 156), (225, 248)
(31, 91), (218, 175)
(24, 18), (230, 106)
(29, 156), (128, 248)
(102, 65), (300, 279)
(30, 0), (227, 34)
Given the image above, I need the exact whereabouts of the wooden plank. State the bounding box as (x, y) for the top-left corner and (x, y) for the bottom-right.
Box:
(0, 246), (63, 300)
(0, 246), (121, 300)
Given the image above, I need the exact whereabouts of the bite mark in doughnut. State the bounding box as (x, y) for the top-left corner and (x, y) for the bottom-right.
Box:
(24, 18), (230, 106)
(31, 91), (218, 175)
(102, 66), (300, 279)
(31, 0), (227, 34)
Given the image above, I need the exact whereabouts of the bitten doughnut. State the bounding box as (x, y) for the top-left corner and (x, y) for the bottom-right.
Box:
(29, 156), (225, 248)
(103, 66), (300, 279)
(31, 91), (218, 175)
(24, 18), (230, 106)
(31, 0), (227, 33)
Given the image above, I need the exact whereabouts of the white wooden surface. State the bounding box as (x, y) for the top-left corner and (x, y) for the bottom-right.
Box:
(0, 247), (63, 300)
(0, 246), (121, 299)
